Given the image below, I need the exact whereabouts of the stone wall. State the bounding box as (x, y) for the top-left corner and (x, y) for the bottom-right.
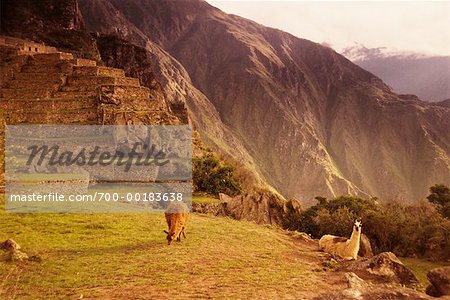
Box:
(0, 37), (182, 190)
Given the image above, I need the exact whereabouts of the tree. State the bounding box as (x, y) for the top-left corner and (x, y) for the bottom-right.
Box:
(192, 153), (242, 196)
(427, 184), (450, 219)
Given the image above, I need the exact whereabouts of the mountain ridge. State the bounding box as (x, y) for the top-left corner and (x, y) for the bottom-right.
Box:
(2, 0), (448, 204)
(341, 44), (450, 102)
(76, 0), (449, 204)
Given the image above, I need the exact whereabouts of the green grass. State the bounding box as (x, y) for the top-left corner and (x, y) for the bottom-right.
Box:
(401, 257), (450, 291)
(191, 195), (219, 204)
(0, 195), (325, 299)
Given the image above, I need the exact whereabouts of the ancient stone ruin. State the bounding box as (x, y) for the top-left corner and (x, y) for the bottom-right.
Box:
(0, 36), (180, 190)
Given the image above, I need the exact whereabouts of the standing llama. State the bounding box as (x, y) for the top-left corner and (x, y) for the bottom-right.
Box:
(164, 201), (190, 245)
(319, 219), (362, 260)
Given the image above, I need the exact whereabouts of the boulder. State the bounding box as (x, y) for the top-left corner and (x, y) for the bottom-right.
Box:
(342, 272), (368, 299)
(9, 249), (29, 262)
(358, 234), (374, 258)
(1, 239), (29, 262)
(426, 266), (450, 297)
(0, 239), (21, 251)
(192, 202), (219, 214)
(344, 252), (420, 288)
(315, 272), (430, 300)
(217, 191), (287, 225)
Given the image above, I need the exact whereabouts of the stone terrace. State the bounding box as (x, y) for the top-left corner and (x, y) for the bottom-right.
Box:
(0, 37), (179, 190)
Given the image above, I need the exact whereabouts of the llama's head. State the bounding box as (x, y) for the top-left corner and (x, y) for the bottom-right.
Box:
(354, 219), (362, 232)
(164, 230), (176, 245)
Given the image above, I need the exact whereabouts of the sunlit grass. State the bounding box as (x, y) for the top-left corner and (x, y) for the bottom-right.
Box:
(0, 195), (321, 299)
(192, 195), (219, 204)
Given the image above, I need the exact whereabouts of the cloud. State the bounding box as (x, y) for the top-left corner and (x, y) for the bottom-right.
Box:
(207, 1), (450, 56)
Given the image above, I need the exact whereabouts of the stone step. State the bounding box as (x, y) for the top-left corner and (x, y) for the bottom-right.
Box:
(73, 66), (125, 77)
(100, 85), (151, 101)
(0, 100), (6, 110)
(6, 108), (98, 124)
(67, 76), (140, 87)
(21, 65), (63, 74)
(70, 58), (97, 67)
(6, 79), (64, 89)
(4, 98), (97, 110)
(31, 52), (74, 63)
(60, 85), (98, 92)
(14, 72), (66, 81)
(53, 90), (99, 99)
(1, 88), (54, 99)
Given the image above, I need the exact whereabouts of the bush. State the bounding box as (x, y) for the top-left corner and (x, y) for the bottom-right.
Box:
(193, 153), (242, 196)
(295, 195), (377, 237)
(427, 184), (450, 219)
(288, 192), (450, 260)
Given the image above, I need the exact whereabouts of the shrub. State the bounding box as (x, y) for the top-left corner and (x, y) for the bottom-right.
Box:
(296, 195), (377, 238)
(193, 153), (242, 196)
(314, 207), (355, 238)
(289, 192), (450, 260)
(427, 184), (450, 219)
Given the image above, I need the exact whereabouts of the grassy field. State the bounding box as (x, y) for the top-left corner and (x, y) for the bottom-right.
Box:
(0, 195), (334, 299)
(191, 195), (219, 204)
(402, 257), (450, 291)
(2, 192), (447, 299)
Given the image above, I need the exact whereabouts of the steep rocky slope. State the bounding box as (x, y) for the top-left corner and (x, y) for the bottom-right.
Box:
(0, 0), (100, 60)
(435, 99), (450, 108)
(2, 0), (449, 204)
(77, 0), (450, 204)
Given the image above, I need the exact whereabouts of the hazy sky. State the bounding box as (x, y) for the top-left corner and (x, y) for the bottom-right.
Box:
(207, 1), (450, 56)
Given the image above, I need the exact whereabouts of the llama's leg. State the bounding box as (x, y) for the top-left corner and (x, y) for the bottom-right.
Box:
(182, 227), (186, 239)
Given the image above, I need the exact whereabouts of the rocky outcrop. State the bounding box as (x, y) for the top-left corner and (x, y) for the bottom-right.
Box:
(217, 192), (286, 225)
(426, 266), (450, 297)
(343, 272), (369, 298)
(0, 239), (29, 262)
(0, 0), (100, 60)
(95, 34), (189, 123)
(192, 202), (219, 215)
(216, 191), (302, 226)
(343, 252), (420, 289)
(315, 272), (430, 300)
(358, 234), (374, 258)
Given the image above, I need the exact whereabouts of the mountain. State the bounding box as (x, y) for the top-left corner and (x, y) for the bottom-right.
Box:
(75, 0), (449, 204)
(3, 0), (450, 205)
(434, 99), (450, 108)
(342, 45), (450, 102)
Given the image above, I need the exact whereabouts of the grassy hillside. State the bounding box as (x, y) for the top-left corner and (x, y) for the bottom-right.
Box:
(2, 194), (448, 299)
(0, 196), (335, 299)
(402, 257), (450, 292)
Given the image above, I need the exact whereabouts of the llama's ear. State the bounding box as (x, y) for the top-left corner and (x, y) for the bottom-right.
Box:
(163, 230), (169, 234)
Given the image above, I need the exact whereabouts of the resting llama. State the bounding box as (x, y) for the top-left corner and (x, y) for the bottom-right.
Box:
(164, 202), (190, 245)
(319, 219), (362, 260)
